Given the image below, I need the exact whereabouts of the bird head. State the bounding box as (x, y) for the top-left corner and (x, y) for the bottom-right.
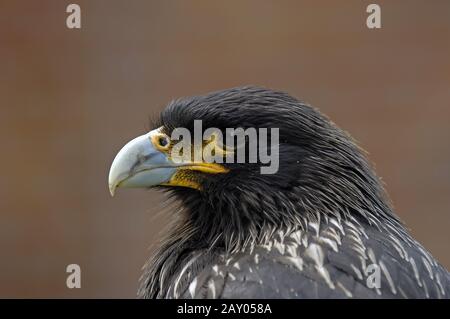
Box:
(108, 87), (397, 248)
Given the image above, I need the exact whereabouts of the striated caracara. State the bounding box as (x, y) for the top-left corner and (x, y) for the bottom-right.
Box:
(108, 87), (449, 298)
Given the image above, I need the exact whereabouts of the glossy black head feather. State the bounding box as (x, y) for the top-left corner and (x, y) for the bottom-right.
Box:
(155, 87), (401, 245)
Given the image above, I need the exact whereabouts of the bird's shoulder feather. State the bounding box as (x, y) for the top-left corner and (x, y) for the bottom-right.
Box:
(171, 218), (449, 299)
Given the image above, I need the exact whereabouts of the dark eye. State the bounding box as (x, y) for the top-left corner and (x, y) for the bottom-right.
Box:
(158, 136), (169, 147)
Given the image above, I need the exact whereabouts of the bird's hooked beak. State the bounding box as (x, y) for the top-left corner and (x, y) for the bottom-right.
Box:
(108, 128), (228, 196)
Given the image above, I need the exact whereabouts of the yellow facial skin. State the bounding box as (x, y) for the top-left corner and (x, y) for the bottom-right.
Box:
(108, 127), (230, 195)
(151, 129), (230, 190)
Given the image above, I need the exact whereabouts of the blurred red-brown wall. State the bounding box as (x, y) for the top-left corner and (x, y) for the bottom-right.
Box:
(0, 0), (449, 297)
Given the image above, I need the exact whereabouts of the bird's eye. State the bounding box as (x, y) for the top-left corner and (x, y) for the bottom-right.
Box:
(159, 136), (169, 147)
(151, 133), (171, 151)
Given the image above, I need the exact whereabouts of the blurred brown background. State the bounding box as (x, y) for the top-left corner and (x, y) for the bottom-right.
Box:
(0, 0), (449, 298)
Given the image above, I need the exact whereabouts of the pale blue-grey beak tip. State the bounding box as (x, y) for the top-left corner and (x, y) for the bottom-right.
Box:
(108, 130), (176, 196)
